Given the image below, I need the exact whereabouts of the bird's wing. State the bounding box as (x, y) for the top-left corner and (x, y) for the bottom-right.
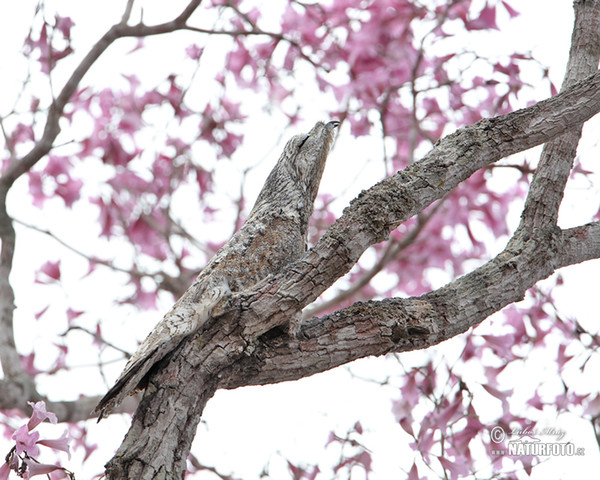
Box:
(93, 276), (230, 419)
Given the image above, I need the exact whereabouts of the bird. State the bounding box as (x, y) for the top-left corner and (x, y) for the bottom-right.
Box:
(93, 120), (340, 419)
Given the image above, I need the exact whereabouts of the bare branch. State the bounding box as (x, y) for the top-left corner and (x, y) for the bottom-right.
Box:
(303, 201), (443, 319)
(0, 0), (203, 420)
(516, 0), (600, 235)
(121, 0), (136, 24)
(557, 221), (600, 268)
(0, 379), (137, 422)
(184, 25), (325, 71)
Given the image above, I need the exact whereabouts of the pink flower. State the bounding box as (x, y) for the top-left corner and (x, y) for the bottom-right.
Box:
(185, 44), (203, 60)
(467, 4), (499, 31)
(66, 308), (84, 325)
(54, 15), (75, 40)
(35, 261), (61, 284)
(13, 425), (40, 457)
(55, 176), (83, 207)
(27, 401), (58, 430)
(37, 430), (71, 459)
(0, 460), (11, 480)
(28, 171), (46, 207)
(23, 459), (62, 478)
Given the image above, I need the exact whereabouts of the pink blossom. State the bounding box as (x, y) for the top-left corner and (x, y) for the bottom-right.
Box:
(91, 323), (104, 348)
(407, 462), (422, 480)
(35, 260), (61, 283)
(13, 425), (40, 457)
(10, 122), (35, 147)
(185, 44), (203, 60)
(453, 405), (484, 453)
(34, 305), (49, 320)
(467, 4), (499, 30)
(54, 15), (74, 39)
(27, 401), (58, 430)
(23, 459), (62, 478)
(55, 176), (83, 207)
(131, 285), (158, 310)
(26, 19), (74, 74)
(28, 171), (47, 207)
(44, 155), (71, 178)
(348, 115), (371, 137)
(66, 308), (84, 324)
(127, 216), (169, 261)
(437, 456), (470, 480)
(37, 430), (71, 459)
(67, 424), (98, 461)
(502, 1), (519, 18)
(0, 461), (11, 480)
(49, 344), (68, 374)
(481, 384), (511, 417)
(526, 389), (545, 411)
(20, 353), (43, 376)
(90, 196), (117, 238)
(226, 42), (250, 77)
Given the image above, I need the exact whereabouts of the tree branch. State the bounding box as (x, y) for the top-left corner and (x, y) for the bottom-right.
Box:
(302, 201), (444, 319)
(102, 64), (600, 479)
(219, 220), (600, 389)
(515, 0), (600, 236)
(0, 0), (203, 423)
(236, 69), (600, 338)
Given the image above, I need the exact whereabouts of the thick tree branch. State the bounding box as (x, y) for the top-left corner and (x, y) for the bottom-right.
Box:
(104, 67), (600, 479)
(557, 221), (600, 268)
(237, 69), (600, 338)
(220, 220), (600, 389)
(516, 0), (600, 236)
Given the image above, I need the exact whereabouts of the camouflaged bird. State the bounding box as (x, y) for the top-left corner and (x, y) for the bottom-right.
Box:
(94, 120), (339, 419)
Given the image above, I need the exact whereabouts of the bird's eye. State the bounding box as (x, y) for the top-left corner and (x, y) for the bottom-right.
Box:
(297, 135), (309, 149)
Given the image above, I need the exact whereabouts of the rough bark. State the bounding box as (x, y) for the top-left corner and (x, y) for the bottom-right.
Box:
(0, 0), (600, 478)
(104, 3), (600, 478)
(103, 121), (339, 477)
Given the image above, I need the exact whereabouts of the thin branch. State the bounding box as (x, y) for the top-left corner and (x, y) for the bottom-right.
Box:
(0, 116), (17, 165)
(121, 0), (136, 24)
(303, 200), (444, 318)
(13, 217), (148, 278)
(183, 25), (325, 71)
(0, 0), (204, 408)
(60, 325), (132, 358)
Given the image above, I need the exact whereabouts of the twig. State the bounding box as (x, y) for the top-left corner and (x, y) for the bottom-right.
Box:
(303, 199), (445, 319)
(13, 217), (147, 278)
(60, 325), (132, 357)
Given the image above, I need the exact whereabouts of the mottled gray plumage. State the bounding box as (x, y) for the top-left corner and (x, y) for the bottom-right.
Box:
(94, 120), (339, 419)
